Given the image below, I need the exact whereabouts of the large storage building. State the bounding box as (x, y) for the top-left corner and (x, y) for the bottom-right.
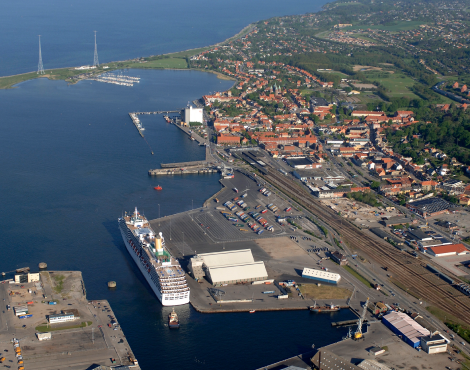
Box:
(183, 106), (203, 124)
(382, 311), (430, 348)
(301, 268), (341, 284)
(188, 250), (268, 286)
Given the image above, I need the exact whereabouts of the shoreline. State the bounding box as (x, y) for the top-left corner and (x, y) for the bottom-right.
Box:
(0, 22), (252, 90)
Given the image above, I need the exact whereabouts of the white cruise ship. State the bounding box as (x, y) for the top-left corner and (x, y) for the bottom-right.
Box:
(118, 208), (190, 306)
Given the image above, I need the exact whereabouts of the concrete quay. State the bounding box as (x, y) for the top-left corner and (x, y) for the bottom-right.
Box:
(160, 160), (208, 169)
(148, 167), (217, 176)
(0, 270), (140, 370)
(149, 171), (360, 314)
(169, 120), (208, 146)
(131, 110), (180, 115)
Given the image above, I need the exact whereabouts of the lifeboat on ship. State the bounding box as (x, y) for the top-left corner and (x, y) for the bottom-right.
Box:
(154, 185), (163, 191)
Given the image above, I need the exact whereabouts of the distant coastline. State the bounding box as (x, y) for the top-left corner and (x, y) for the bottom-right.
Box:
(0, 0), (336, 91)
(0, 22), (254, 90)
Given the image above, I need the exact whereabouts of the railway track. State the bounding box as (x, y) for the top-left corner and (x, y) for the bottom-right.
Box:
(262, 168), (470, 325)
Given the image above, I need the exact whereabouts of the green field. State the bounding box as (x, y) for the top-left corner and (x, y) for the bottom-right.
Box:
(317, 70), (348, 78)
(343, 265), (374, 289)
(344, 21), (425, 32)
(367, 72), (419, 98)
(163, 47), (211, 59)
(298, 284), (351, 299)
(126, 58), (188, 69)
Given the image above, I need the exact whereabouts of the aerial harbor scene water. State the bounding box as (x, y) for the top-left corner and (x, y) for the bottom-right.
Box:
(2, 0), (470, 369)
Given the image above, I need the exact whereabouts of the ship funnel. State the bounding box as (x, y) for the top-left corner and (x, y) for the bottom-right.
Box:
(155, 234), (163, 251)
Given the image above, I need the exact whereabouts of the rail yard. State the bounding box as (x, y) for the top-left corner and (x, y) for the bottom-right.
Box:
(261, 166), (470, 326)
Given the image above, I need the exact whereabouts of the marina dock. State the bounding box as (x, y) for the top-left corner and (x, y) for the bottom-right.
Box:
(90, 72), (141, 87)
(129, 113), (145, 137)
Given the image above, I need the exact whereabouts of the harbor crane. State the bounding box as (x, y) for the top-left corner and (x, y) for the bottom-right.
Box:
(354, 297), (369, 340)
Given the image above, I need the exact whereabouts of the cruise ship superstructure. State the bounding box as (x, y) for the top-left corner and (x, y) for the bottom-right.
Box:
(118, 208), (190, 306)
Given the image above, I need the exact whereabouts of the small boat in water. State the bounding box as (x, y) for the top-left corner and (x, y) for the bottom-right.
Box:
(154, 185), (163, 191)
(168, 308), (180, 329)
(309, 301), (340, 313)
(249, 310), (255, 314)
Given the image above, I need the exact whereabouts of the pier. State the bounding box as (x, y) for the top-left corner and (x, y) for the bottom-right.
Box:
(148, 167), (217, 176)
(161, 160), (208, 168)
(132, 110), (181, 115)
(128, 113), (145, 137)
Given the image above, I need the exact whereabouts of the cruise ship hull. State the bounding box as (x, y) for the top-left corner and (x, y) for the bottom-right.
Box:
(119, 226), (189, 306)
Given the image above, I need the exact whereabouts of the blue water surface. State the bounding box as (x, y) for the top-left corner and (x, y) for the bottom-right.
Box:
(0, 0), (328, 76)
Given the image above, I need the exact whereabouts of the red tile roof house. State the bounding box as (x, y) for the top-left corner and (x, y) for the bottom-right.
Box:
(426, 244), (469, 257)
(217, 134), (241, 145)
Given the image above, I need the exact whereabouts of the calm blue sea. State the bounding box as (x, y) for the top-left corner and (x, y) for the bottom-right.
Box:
(0, 1), (357, 369)
(0, 0), (328, 77)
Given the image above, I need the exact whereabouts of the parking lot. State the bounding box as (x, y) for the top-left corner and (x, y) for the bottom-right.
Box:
(150, 172), (306, 252)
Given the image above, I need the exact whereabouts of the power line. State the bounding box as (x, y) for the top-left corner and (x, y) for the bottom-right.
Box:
(93, 31), (99, 67)
(37, 35), (45, 75)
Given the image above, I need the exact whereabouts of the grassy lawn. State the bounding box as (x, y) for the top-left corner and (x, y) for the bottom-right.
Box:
(298, 283), (351, 299)
(35, 321), (93, 332)
(0, 67), (107, 89)
(367, 72), (419, 98)
(126, 58), (188, 69)
(163, 47), (211, 59)
(0, 72), (43, 89)
(344, 21), (425, 32)
(317, 71), (349, 78)
(343, 265), (374, 289)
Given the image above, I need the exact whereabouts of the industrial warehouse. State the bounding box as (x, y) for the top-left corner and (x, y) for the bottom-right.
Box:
(301, 268), (341, 284)
(382, 311), (431, 348)
(188, 249), (268, 286)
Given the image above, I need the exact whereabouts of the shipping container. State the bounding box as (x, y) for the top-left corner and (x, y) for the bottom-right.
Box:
(233, 197), (239, 201)
(257, 229), (264, 235)
(262, 290), (274, 294)
(18, 314), (32, 319)
(285, 207), (292, 212)
(261, 209), (268, 214)
(26, 301), (33, 305)
(233, 188), (238, 193)
(48, 301), (57, 305)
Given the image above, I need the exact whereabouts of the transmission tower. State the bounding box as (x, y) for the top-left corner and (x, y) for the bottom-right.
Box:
(37, 35), (45, 75)
(93, 31), (99, 67)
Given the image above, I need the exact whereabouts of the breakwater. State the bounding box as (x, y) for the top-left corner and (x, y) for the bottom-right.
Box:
(149, 167), (217, 176)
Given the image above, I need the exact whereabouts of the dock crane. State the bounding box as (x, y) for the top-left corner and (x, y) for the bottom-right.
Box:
(354, 297), (370, 340)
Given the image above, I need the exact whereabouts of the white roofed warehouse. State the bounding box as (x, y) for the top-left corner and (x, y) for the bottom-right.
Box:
(188, 249), (268, 286)
(302, 268), (341, 284)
